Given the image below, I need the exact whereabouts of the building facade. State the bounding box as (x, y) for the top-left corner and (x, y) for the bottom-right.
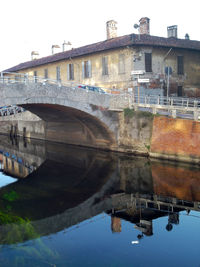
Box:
(3, 18), (200, 97)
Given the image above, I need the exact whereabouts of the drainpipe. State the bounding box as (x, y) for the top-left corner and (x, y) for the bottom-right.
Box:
(163, 48), (173, 98)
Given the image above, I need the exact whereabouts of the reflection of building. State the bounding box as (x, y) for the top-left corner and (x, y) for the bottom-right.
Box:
(109, 191), (199, 238)
(0, 151), (3, 170)
(135, 220), (153, 236)
(111, 216), (121, 233)
(2, 152), (35, 178)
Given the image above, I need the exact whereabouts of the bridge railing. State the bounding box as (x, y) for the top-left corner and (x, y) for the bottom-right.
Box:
(0, 71), (79, 89)
(1, 71), (200, 120)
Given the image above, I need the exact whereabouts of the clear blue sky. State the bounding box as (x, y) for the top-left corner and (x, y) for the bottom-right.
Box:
(0, 0), (198, 71)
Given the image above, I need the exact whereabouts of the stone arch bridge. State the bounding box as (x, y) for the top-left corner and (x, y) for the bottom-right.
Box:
(0, 75), (133, 152)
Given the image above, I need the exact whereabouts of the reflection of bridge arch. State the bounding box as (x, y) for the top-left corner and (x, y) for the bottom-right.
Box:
(0, 139), (119, 245)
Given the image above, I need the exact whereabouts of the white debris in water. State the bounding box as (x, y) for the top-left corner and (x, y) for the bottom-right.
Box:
(131, 240), (139, 244)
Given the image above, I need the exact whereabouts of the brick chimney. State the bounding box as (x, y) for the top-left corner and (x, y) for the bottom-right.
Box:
(139, 17), (150, 35)
(106, 20), (117, 39)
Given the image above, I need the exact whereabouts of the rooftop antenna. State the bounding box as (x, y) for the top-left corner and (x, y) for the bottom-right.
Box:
(134, 23), (140, 40)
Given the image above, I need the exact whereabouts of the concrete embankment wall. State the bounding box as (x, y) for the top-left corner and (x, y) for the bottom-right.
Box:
(0, 111), (45, 140)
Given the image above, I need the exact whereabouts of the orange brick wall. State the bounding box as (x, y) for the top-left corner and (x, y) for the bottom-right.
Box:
(151, 116), (200, 160)
(152, 162), (200, 202)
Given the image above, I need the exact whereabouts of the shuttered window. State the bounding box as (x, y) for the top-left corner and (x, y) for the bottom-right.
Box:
(67, 64), (74, 80)
(56, 66), (61, 81)
(82, 60), (92, 78)
(118, 54), (125, 74)
(34, 71), (38, 83)
(44, 69), (48, 79)
(102, 56), (108, 75)
(145, 53), (152, 72)
(177, 56), (184, 75)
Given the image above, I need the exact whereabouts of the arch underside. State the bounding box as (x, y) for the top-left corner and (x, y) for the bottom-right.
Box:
(21, 104), (116, 150)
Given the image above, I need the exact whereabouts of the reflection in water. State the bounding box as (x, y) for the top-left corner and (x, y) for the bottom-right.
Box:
(0, 135), (200, 266)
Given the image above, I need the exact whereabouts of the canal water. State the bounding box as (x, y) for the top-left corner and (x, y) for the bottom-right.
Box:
(0, 135), (200, 267)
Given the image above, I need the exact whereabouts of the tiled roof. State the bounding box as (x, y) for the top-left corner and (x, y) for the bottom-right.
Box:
(4, 33), (200, 72)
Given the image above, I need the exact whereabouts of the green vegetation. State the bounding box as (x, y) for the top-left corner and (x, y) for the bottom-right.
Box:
(124, 108), (135, 118)
(124, 108), (154, 119)
(145, 144), (151, 151)
(2, 190), (19, 202)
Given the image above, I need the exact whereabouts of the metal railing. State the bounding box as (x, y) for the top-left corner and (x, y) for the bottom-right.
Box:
(133, 94), (200, 109)
(0, 71), (79, 89)
(0, 105), (25, 117)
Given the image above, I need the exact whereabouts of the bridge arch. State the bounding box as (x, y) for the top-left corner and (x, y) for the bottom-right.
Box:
(22, 103), (116, 149)
(0, 81), (119, 150)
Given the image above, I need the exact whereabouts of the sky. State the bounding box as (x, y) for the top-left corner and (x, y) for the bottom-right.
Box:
(0, 0), (199, 71)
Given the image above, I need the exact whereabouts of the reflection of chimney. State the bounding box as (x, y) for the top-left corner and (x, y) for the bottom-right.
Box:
(167, 25), (178, 38)
(31, 51), (39, 60)
(139, 17), (150, 35)
(62, 40), (72, 52)
(106, 20), (118, 39)
(111, 216), (121, 233)
(52, 44), (60, 54)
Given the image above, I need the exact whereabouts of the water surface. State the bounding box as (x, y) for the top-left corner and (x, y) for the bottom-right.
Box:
(0, 135), (200, 267)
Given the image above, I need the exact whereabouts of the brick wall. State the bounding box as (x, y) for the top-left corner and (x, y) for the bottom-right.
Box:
(151, 116), (200, 163)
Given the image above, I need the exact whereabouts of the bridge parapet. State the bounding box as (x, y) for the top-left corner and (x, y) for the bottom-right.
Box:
(1, 72), (200, 120)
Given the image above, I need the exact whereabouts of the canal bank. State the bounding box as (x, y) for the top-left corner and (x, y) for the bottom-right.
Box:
(0, 109), (200, 164)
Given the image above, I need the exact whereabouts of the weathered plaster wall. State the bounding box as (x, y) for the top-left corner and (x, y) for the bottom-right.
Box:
(117, 110), (153, 155)
(20, 47), (134, 90)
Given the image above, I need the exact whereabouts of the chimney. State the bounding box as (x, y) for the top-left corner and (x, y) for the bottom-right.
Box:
(106, 20), (117, 39)
(62, 40), (72, 52)
(52, 44), (60, 54)
(139, 17), (150, 35)
(167, 25), (178, 38)
(31, 51), (39, 60)
(185, 33), (190, 40)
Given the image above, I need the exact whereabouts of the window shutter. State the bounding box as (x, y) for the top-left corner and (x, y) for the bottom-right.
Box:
(71, 64), (74, 80)
(145, 53), (152, 72)
(67, 64), (70, 80)
(102, 56), (108, 75)
(177, 56), (184, 75)
(118, 54), (125, 74)
(105, 56), (108, 75)
(82, 62), (85, 78)
(88, 60), (92, 78)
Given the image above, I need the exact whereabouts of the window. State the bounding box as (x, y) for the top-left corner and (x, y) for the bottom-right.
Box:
(56, 66), (61, 81)
(177, 86), (183, 96)
(82, 60), (92, 78)
(102, 56), (108, 75)
(118, 54), (125, 74)
(44, 69), (48, 79)
(67, 63), (74, 80)
(34, 71), (38, 83)
(145, 53), (152, 72)
(177, 56), (184, 75)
